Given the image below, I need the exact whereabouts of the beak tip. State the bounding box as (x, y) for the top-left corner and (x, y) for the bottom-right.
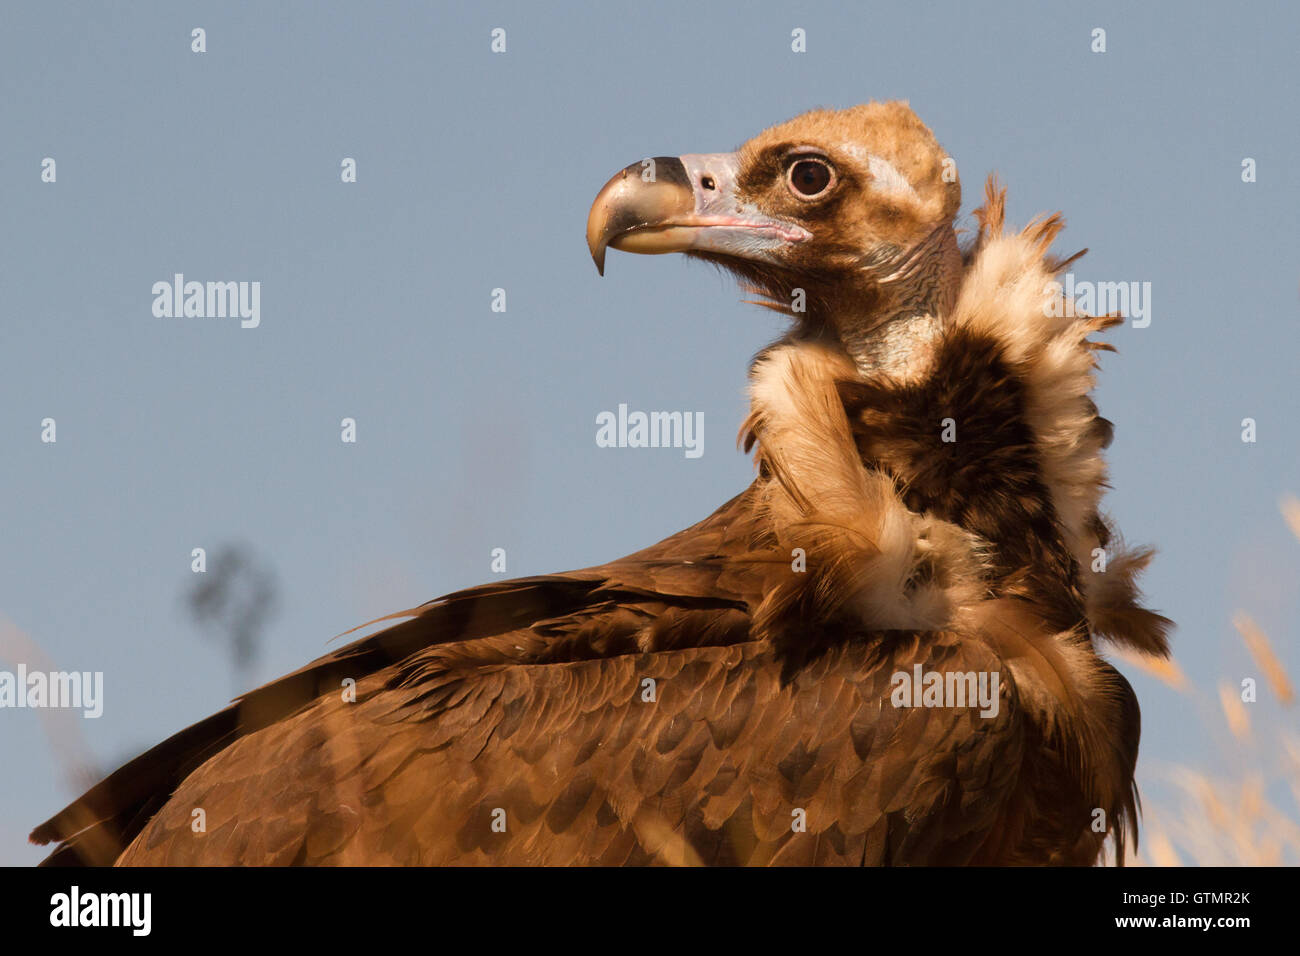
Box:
(587, 156), (694, 280)
(587, 214), (608, 275)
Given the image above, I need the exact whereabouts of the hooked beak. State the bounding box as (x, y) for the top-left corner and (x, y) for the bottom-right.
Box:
(586, 153), (811, 275)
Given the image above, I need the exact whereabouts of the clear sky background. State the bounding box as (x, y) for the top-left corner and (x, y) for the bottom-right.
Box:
(2, 1), (1296, 864)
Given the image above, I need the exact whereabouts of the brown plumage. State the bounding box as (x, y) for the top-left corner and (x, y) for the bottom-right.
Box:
(32, 102), (1170, 866)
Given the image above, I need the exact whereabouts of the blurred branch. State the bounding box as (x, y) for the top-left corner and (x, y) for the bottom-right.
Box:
(187, 544), (279, 690)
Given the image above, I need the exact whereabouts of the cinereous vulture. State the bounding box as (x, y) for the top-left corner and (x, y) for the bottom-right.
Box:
(33, 101), (1170, 866)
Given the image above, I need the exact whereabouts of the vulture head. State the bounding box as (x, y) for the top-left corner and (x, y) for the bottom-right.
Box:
(587, 101), (963, 365)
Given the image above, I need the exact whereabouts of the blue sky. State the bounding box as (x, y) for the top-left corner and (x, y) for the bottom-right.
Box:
(2, 1), (1297, 863)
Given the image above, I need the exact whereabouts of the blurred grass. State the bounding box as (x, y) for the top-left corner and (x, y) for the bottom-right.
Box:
(1111, 494), (1300, 866)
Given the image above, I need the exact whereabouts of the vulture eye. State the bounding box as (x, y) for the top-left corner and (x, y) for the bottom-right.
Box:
(787, 158), (834, 198)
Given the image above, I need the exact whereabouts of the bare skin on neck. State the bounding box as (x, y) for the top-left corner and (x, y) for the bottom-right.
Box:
(833, 225), (963, 380)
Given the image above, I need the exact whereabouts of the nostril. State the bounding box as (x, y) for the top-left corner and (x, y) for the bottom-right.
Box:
(701, 175), (715, 190)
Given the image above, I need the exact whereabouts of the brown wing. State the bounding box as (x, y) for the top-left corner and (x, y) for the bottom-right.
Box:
(31, 487), (761, 865)
(113, 624), (1026, 866)
(32, 483), (1030, 866)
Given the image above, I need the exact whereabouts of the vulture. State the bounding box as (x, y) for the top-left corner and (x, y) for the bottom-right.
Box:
(33, 101), (1171, 866)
